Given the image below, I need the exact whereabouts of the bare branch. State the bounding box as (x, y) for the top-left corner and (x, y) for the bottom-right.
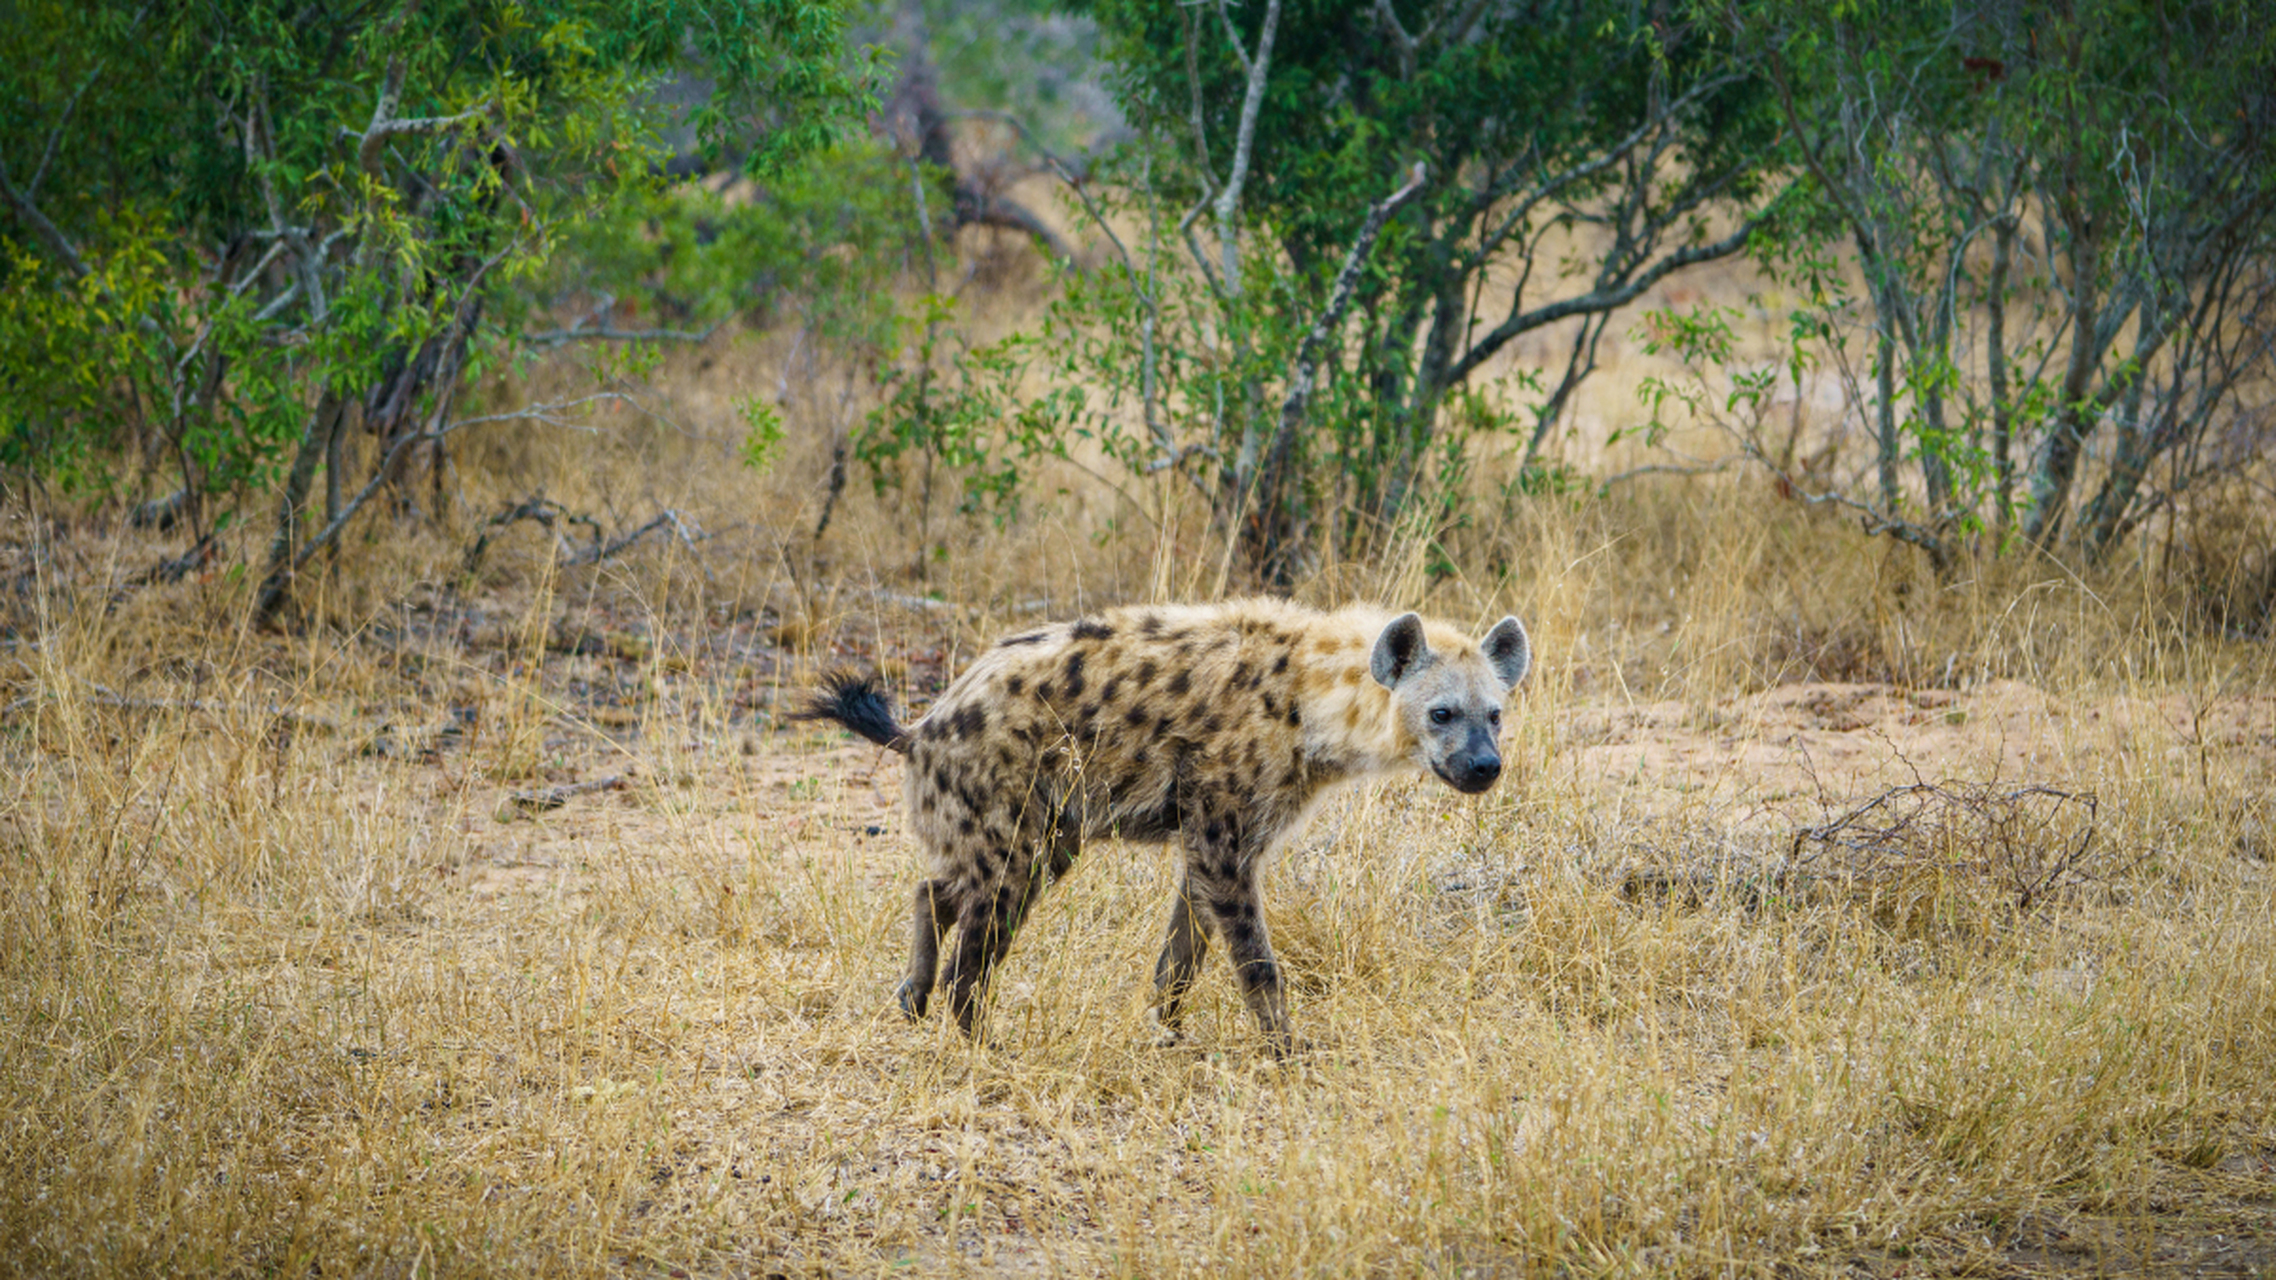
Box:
(565, 510), (713, 577)
(1273, 163), (1429, 442)
(359, 54), (411, 178)
(1212, 0), (1255, 75)
(1372, 0), (1416, 76)
(1212, 0), (1282, 296)
(29, 58), (109, 200)
(443, 393), (653, 433)
(0, 151), (91, 279)
(3, 683), (338, 732)
(1245, 163), (1429, 573)
(1182, 6), (1217, 183)
(1178, 199), (1226, 299)
(507, 776), (628, 816)
(523, 321), (723, 348)
(1598, 459), (1738, 489)
(1447, 219), (1758, 386)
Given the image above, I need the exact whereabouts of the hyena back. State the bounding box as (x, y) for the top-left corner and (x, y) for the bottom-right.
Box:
(798, 598), (1531, 1055)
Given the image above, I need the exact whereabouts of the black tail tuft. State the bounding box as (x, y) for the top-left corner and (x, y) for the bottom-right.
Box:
(791, 669), (910, 754)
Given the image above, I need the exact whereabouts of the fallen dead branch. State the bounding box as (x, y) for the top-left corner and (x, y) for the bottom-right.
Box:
(1791, 781), (2114, 913)
(504, 774), (628, 816)
(462, 497), (713, 580)
(1, 682), (340, 732)
(463, 495), (605, 576)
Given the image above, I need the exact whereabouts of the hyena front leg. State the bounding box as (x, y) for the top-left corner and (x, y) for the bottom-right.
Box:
(896, 878), (957, 1020)
(1205, 870), (1293, 1058)
(1149, 880), (1211, 1046)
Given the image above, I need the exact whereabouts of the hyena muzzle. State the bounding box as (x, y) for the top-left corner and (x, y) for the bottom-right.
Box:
(795, 599), (1531, 1055)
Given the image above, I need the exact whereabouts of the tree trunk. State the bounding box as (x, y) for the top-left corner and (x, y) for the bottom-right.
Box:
(256, 389), (347, 620)
(1986, 219), (2015, 536)
(2022, 189), (2104, 546)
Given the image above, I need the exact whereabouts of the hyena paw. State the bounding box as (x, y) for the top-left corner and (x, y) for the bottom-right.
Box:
(1147, 1009), (1184, 1049)
(894, 980), (930, 1022)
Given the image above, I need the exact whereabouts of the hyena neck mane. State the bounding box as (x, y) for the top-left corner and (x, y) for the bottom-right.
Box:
(1283, 611), (1415, 781)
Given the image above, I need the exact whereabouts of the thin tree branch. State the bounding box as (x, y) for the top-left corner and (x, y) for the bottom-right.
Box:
(0, 151), (91, 279)
(1447, 219), (1758, 386)
(1212, 0), (1282, 296)
(523, 321), (722, 348)
(29, 58), (110, 200)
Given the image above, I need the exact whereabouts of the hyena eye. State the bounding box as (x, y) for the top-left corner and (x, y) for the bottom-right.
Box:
(1489, 708), (1501, 727)
(1429, 706), (1453, 725)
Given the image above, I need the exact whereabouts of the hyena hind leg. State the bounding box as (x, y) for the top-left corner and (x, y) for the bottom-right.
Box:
(895, 878), (957, 1021)
(943, 887), (1020, 1041)
(1149, 882), (1211, 1047)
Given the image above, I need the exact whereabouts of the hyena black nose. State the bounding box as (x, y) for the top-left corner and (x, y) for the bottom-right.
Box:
(1456, 753), (1501, 793)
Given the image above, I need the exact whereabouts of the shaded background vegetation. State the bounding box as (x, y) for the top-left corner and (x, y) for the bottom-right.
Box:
(4, 0), (2276, 1275)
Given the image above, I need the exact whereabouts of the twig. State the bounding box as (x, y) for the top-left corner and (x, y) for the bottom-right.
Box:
(1598, 459), (1738, 490)
(506, 775), (628, 815)
(29, 56), (112, 199)
(463, 495), (605, 575)
(1245, 161), (1430, 559)
(0, 150), (91, 280)
(3, 683), (339, 732)
(566, 510), (715, 581)
(1212, 0), (1283, 296)
(522, 321), (722, 348)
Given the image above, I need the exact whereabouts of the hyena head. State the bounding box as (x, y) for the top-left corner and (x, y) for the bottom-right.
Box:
(1369, 612), (1532, 794)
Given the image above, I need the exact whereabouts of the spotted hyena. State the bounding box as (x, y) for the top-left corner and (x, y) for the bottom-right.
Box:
(797, 599), (1531, 1055)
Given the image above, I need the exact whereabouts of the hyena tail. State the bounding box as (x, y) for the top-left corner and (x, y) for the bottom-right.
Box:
(793, 670), (911, 754)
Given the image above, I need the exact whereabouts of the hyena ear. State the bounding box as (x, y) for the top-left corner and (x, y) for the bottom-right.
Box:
(1369, 612), (1433, 689)
(1480, 615), (1531, 688)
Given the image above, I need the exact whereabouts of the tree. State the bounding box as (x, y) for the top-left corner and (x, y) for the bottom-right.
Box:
(1730, 0), (2276, 566)
(0, 0), (876, 615)
(1054, 0), (1785, 580)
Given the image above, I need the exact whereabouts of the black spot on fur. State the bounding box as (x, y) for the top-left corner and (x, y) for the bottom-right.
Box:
(1124, 703), (1151, 728)
(1272, 651), (1291, 676)
(1261, 692), (1279, 717)
(932, 765), (953, 793)
(1135, 659), (1158, 687)
(1139, 614), (1164, 637)
(1202, 715), (1222, 735)
(1101, 675), (1123, 704)
(1286, 706), (1301, 728)
(1000, 630), (1050, 647)
(959, 816), (977, 836)
(1230, 661), (1251, 689)
(1006, 674), (1024, 696)
(1236, 957), (1278, 993)
(1072, 619), (1114, 642)
(1063, 651), (1087, 700)
(1167, 670), (1191, 697)
(950, 704), (988, 740)
(1035, 680), (1055, 701)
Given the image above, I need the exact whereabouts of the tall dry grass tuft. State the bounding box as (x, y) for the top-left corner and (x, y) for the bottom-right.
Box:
(4, 253), (2275, 1275)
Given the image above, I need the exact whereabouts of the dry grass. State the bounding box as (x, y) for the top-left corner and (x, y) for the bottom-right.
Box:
(4, 243), (2274, 1278)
